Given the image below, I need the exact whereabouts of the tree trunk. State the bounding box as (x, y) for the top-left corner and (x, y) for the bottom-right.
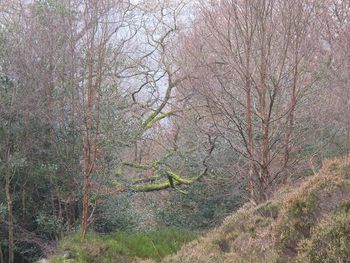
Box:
(81, 29), (96, 238)
(81, 173), (90, 238)
(245, 44), (255, 198)
(5, 175), (14, 263)
(0, 223), (4, 263)
(284, 51), (298, 183)
(21, 183), (26, 220)
(258, 15), (270, 203)
(260, 89), (270, 202)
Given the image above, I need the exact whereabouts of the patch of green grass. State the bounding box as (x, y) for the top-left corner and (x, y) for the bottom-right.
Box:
(110, 228), (198, 261)
(49, 228), (198, 263)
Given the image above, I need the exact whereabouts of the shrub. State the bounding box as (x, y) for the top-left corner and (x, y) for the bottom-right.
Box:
(93, 193), (139, 233)
(296, 212), (350, 263)
(158, 180), (245, 230)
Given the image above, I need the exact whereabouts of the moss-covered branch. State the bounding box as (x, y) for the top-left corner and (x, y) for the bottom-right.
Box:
(142, 111), (173, 130)
(141, 79), (175, 131)
(114, 135), (216, 194)
(167, 171), (195, 184)
(126, 168), (207, 193)
(130, 180), (179, 192)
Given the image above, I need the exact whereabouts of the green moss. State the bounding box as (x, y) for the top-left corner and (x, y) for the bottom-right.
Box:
(142, 111), (173, 130)
(131, 181), (174, 192)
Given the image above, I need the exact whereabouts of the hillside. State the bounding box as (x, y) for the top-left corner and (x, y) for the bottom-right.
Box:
(160, 157), (350, 263)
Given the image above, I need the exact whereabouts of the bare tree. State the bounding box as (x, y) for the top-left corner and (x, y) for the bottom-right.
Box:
(320, 0), (350, 155)
(178, 0), (318, 202)
(112, 0), (212, 193)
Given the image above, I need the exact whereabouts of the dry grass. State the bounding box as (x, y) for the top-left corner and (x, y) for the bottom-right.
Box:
(162, 157), (350, 263)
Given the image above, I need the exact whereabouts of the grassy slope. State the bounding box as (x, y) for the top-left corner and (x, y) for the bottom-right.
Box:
(162, 157), (350, 263)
